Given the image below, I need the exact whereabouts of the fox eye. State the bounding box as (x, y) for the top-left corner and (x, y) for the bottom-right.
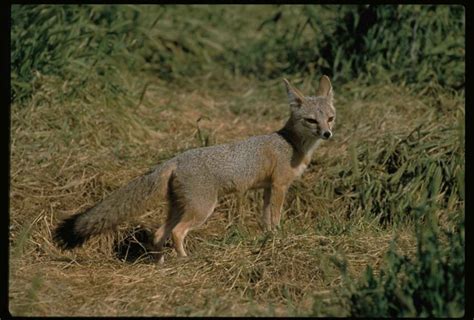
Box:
(304, 118), (318, 124)
(328, 116), (335, 122)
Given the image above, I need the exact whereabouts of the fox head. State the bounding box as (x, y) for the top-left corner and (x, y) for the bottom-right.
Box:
(283, 76), (335, 141)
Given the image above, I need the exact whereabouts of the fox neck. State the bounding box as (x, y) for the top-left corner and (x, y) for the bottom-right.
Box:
(278, 118), (320, 157)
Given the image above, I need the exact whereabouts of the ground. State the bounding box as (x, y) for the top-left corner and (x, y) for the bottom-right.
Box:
(9, 74), (462, 316)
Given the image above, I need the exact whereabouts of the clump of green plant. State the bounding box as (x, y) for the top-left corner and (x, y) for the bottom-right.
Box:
(10, 5), (253, 104)
(237, 5), (465, 90)
(335, 207), (464, 317)
(317, 5), (465, 89)
(11, 5), (157, 104)
(331, 113), (464, 225)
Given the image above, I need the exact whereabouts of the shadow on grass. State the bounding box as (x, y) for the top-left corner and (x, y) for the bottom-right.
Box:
(113, 225), (172, 264)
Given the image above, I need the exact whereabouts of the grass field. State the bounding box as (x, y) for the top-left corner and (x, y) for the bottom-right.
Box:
(9, 5), (464, 317)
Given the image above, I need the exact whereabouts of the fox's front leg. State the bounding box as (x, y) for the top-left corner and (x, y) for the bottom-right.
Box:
(262, 185), (287, 231)
(262, 188), (272, 231)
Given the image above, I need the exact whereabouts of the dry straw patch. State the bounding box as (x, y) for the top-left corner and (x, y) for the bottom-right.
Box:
(9, 75), (461, 316)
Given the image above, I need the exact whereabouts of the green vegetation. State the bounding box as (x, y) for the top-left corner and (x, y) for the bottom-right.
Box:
(10, 5), (464, 317)
(339, 211), (464, 317)
(332, 104), (464, 226)
(12, 5), (464, 104)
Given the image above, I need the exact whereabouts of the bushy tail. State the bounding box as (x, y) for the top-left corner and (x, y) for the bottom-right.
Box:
(53, 160), (176, 249)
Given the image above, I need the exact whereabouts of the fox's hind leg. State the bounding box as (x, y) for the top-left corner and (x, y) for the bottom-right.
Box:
(152, 205), (181, 263)
(171, 196), (218, 258)
(153, 182), (218, 262)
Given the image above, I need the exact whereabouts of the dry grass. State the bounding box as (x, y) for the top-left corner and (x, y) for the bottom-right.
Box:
(9, 74), (462, 316)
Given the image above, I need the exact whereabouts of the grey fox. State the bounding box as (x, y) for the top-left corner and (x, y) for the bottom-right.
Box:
(53, 76), (336, 263)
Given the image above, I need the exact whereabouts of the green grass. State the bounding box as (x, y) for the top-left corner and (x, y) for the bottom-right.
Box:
(12, 5), (464, 104)
(338, 210), (464, 317)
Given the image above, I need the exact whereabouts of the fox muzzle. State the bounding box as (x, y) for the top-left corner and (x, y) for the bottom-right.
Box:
(321, 130), (332, 140)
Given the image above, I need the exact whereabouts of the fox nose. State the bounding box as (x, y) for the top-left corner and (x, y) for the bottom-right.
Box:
(322, 131), (332, 139)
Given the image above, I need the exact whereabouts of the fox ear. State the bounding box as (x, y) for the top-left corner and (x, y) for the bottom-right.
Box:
(283, 78), (305, 108)
(316, 75), (333, 100)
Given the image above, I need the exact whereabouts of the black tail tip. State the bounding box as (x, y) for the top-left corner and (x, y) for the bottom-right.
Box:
(53, 213), (88, 250)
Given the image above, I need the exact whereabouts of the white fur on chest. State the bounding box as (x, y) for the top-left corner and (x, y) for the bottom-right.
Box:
(293, 140), (322, 178)
(294, 162), (308, 178)
(308, 140), (322, 155)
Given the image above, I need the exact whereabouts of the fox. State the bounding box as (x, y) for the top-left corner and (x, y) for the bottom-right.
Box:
(53, 75), (336, 263)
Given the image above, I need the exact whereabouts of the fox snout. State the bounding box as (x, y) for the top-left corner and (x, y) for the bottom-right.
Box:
(312, 126), (332, 140)
(321, 130), (332, 140)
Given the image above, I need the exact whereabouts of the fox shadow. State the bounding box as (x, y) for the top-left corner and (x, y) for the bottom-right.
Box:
(113, 225), (172, 263)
